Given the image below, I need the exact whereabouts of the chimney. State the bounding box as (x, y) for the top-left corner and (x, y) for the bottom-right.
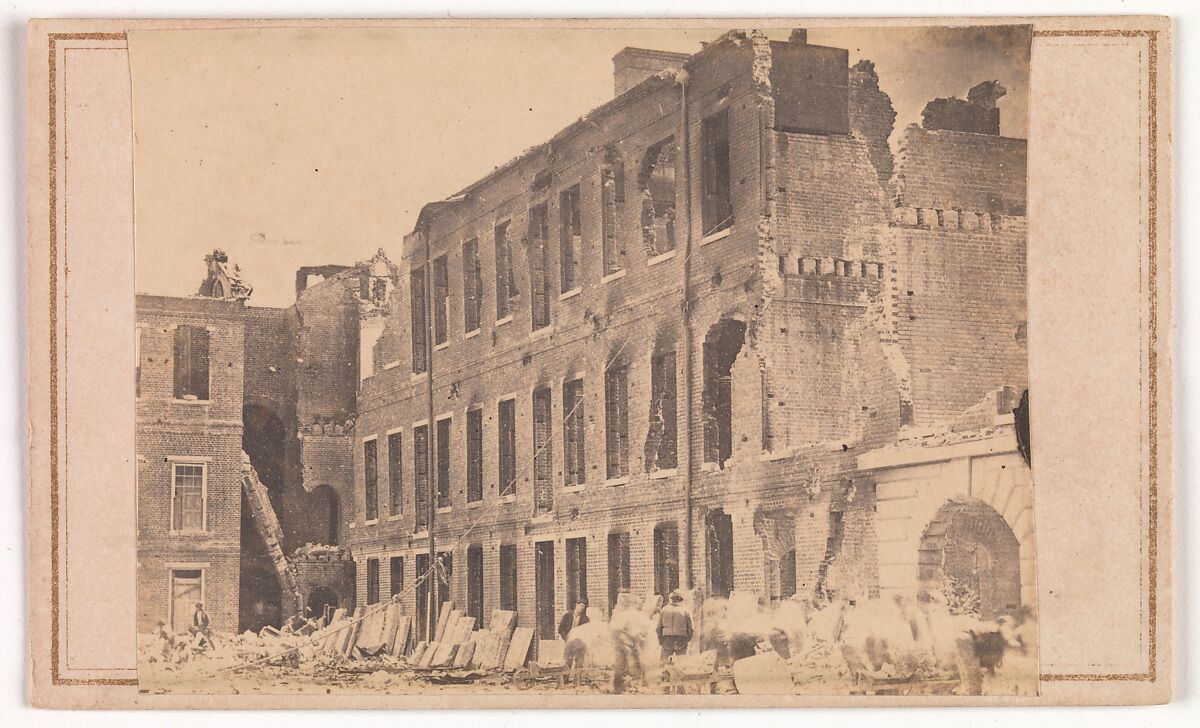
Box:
(612, 47), (689, 96)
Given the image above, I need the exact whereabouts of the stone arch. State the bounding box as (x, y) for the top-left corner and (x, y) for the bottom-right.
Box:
(307, 585), (341, 622)
(918, 498), (1021, 620)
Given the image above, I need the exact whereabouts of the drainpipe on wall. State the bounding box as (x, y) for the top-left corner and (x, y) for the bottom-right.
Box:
(678, 68), (696, 592)
(421, 226), (439, 642)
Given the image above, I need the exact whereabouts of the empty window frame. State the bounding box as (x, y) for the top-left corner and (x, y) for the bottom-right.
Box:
(462, 237), (482, 333)
(534, 540), (557, 640)
(562, 378), (586, 486)
(605, 364), (630, 479)
(607, 532), (631, 615)
(172, 325), (210, 400)
(413, 424), (430, 530)
(499, 544), (518, 612)
(387, 431), (403, 516)
(363, 438), (379, 522)
(529, 203), (551, 330)
(494, 221), (517, 321)
(416, 552), (431, 638)
(367, 558), (380, 605)
(390, 555), (404, 597)
(467, 544), (484, 626)
(701, 108), (733, 236)
(703, 319), (747, 466)
(653, 522), (680, 596)
(559, 185), (581, 293)
(498, 398), (517, 496)
(436, 417), (452, 509)
(601, 148), (626, 276)
(705, 509), (734, 598)
(410, 267), (428, 374)
(565, 537), (588, 610)
(466, 408), (484, 503)
(639, 138), (677, 256)
(433, 254), (450, 346)
(779, 549), (797, 600)
(645, 351), (678, 471)
(532, 386), (553, 513)
(170, 462), (205, 532)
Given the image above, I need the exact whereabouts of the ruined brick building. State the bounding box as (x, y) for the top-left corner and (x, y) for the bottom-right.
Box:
(136, 30), (1033, 640)
(136, 251), (393, 633)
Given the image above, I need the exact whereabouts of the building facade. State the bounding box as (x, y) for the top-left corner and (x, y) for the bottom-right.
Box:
(347, 30), (1031, 642)
(135, 252), (394, 634)
(136, 30), (1033, 640)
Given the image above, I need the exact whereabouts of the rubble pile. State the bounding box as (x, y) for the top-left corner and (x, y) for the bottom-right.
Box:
(138, 590), (1037, 696)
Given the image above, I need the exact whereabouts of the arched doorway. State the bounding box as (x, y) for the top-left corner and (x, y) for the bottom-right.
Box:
(307, 586), (340, 624)
(918, 499), (1021, 620)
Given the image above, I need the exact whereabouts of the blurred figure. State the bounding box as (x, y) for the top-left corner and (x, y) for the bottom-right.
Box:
(609, 591), (645, 694)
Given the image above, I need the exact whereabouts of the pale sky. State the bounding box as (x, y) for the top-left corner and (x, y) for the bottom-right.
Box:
(129, 25), (1030, 307)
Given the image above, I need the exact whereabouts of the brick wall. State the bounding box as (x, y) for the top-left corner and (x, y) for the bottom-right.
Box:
(891, 217), (1028, 427)
(341, 33), (1030, 628)
(136, 296), (246, 633)
(890, 125), (1027, 216)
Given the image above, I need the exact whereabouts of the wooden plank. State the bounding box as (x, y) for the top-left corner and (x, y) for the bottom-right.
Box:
(339, 607), (365, 657)
(376, 602), (401, 653)
(355, 605), (389, 653)
(389, 616), (412, 656)
(469, 631), (497, 669)
(321, 608), (348, 653)
(452, 641), (476, 669)
(430, 640), (458, 667)
(503, 627), (535, 671)
(417, 640), (439, 668)
(453, 616), (476, 644)
(433, 604), (457, 643)
(489, 609), (517, 636)
(408, 641), (428, 665)
(493, 630), (513, 669)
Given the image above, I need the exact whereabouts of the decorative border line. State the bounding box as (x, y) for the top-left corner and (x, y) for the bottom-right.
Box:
(47, 31), (138, 687)
(1031, 28), (1160, 684)
(42, 26), (1163, 689)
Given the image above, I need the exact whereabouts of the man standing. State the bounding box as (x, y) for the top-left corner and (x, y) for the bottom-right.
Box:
(558, 601), (589, 641)
(190, 602), (215, 649)
(657, 591), (694, 663)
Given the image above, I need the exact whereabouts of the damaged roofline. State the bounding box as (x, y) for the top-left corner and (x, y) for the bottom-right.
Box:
(403, 30), (785, 240)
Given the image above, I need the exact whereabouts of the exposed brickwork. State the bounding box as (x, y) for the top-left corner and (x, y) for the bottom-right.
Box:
(344, 32), (1032, 632)
(139, 31), (1032, 635)
(136, 296), (246, 633)
(849, 60), (896, 189)
(890, 125), (1027, 215)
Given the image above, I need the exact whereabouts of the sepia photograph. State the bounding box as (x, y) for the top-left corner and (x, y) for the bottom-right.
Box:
(128, 24), (1037, 698)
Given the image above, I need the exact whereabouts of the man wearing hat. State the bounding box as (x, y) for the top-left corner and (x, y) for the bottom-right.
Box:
(656, 591), (694, 663)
